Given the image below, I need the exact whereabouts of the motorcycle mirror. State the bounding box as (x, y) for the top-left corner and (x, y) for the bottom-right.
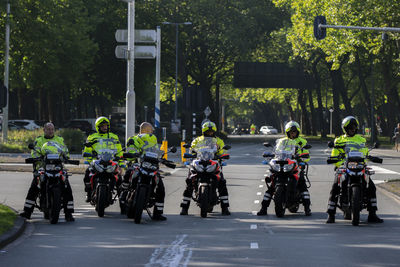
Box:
(82, 152), (93, 158)
(327, 141), (334, 148)
(263, 142), (272, 147)
(300, 154), (310, 159)
(183, 143), (191, 148)
(67, 159), (80, 165)
(28, 143), (35, 150)
(263, 151), (274, 158)
(304, 144), (312, 149)
(183, 153), (195, 159)
(223, 145), (231, 150)
(373, 142), (380, 149)
(123, 152), (139, 159)
(169, 146), (177, 153)
(220, 154), (230, 160)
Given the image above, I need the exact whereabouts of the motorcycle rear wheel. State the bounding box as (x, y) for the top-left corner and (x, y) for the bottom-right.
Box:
(49, 187), (61, 224)
(134, 188), (147, 224)
(274, 186), (286, 218)
(351, 186), (361, 226)
(199, 186), (209, 218)
(97, 186), (107, 217)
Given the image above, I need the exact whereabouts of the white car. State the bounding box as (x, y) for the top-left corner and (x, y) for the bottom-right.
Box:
(260, 125), (278, 135)
(9, 120), (41, 130)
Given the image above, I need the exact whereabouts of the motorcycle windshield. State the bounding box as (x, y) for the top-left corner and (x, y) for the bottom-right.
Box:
(273, 138), (296, 160)
(343, 143), (366, 160)
(93, 139), (119, 157)
(40, 141), (66, 159)
(195, 137), (218, 161)
(142, 144), (163, 159)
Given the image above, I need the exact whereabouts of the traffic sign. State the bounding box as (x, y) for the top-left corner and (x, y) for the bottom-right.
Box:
(115, 45), (156, 59)
(115, 29), (157, 43)
(314, 16), (327, 40)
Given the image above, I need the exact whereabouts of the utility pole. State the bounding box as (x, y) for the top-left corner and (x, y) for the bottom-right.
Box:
(2, 0), (10, 142)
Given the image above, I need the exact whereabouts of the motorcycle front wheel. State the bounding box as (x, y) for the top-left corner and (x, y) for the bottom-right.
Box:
(351, 186), (361, 226)
(97, 185), (107, 217)
(134, 188), (147, 224)
(199, 186), (209, 218)
(49, 187), (61, 224)
(274, 186), (286, 218)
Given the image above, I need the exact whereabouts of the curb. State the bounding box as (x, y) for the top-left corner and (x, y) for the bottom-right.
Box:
(377, 184), (400, 205)
(0, 206), (26, 249)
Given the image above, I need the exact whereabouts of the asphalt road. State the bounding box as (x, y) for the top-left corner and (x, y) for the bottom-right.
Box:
(1, 139), (400, 267)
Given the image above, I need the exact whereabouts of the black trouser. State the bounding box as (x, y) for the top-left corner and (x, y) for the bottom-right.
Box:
(180, 170), (229, 209)
(260, 171), (310, 210)
(327, 172), (378, 214)
(23, 173), (74, 215)
(119, 168), (166, 215)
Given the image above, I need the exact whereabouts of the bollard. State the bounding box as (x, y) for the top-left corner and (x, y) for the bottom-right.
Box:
(181, 129), (186, 163)
(161, 127), (168, 159)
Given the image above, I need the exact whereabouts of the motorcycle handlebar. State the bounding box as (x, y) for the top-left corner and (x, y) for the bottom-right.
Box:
(368, 156), (383, 164)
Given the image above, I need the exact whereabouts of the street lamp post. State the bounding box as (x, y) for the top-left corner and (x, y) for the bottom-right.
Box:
(162, 21), (192, 123)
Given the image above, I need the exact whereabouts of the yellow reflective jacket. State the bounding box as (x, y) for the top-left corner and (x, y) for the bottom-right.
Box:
(32, 135), (68, 158)
(276, 136), (310, 163)
(83, 132), (122, 163)
(331, 134), (368, 167)
(191, 135), (225, 156)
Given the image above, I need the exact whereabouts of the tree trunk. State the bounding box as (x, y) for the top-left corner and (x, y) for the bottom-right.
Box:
(327, 63), (342, 136)
(298, 89), (310, 135)
(312, 57), (327, 137)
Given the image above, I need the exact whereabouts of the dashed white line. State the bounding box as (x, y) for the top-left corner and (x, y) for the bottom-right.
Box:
(257, 192), (262, 196)
(250, 243), (259, 249)
(259, 185), (264, 188)
(252, 211), (257, 215)
(250, 224), (257, 230)
(254, 200), (260, 204)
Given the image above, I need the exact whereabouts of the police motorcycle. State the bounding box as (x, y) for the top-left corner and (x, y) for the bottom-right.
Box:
(25, 142), (79, 224)
(83, 139), (131, 217)
(327, 142), (383, 226)
(183, 137), (230, 218)
(262, 139), (311, 217)
(125, 144), (176, 224)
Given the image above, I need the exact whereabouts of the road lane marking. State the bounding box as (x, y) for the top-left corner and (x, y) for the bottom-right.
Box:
(250, 243), (259, 249)
(250, 224), (257, 230)
(252, 211), (257, 215)
(259, 185), (264, 188)
(146, 234), (192, 267)
(170, 168), (181, 175)
(257, 192), (262, 195)
(370, 166), (400, 175)
(254, 200), (260, 204)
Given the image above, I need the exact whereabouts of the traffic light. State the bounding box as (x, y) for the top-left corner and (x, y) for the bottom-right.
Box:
(314, 16), (327, 40)
(0, 84), (7, 108)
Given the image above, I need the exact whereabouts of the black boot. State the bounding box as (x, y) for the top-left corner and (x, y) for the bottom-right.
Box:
(20, 211), (32, 220)
(153, 213), (167, 221)
(368, 212), (384, 223)
(304, 207), (312, 216)
(257, 208), (267, 216)
(326, 213), (335, 223)
(221, 206), (231, 216)
(65, 212), (75, 222)
(180, 206), (189, 215)
(85, 190), (92, 203)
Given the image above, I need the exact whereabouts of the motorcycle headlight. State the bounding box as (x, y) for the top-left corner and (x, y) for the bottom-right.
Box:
(94, 161), (104, 173)
(347, 162), (364, 170)
(271, 162), (281, 172)
(194, 162), (204, 172)
(283, 163), (294, 172)
(46, 164), (56, 171)
(142, 161), (158, 171)
(106, 164), (117, 173)
(206, 163), (217, 173)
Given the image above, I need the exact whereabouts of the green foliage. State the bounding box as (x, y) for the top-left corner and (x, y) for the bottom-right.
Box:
(57, 128), (86, 153)
(0, 204), (16, 236)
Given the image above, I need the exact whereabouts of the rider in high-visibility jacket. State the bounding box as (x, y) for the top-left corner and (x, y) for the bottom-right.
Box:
(119, 122), (167, 221)
(180, 121), (231, 216)
(83, 117), (123, 202)
(257, 121), (311, 216)
(250, 124), (256, 135)
(20, 122), (75, 221)
(326, 116), (383, 223)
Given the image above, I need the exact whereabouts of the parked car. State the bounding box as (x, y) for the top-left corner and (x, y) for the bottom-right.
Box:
(260, 125), (278, 135)
(64, 119), (96, 135)
(8, 120), (41, 130)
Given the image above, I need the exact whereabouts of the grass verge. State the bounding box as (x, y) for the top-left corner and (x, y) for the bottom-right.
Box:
(0, 204), (16, 236)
